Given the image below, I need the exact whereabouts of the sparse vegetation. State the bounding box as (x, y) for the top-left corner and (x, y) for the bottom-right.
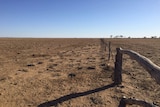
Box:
(0, 38), (160, 107)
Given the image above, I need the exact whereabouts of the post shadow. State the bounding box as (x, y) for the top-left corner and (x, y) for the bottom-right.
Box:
(38, 83), (115, 107)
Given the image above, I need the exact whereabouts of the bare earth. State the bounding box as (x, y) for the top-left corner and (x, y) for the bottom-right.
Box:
(0, 38), (160, 107)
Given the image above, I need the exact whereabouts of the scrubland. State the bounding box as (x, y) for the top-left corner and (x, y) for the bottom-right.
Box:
(0, 38), (160, 107)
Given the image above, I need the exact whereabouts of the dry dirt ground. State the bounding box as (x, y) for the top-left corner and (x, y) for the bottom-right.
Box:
(0, 38), (160, 107)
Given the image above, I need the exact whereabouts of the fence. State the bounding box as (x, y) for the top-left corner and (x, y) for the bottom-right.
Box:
(114, 47), (160, 85)
(114, 47), (160, 107)
(118, 97), (156, 107)
(100, 38), (113, 61)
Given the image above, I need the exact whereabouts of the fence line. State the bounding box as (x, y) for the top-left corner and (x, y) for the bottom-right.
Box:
(100, 38), (113, 62)
(113, 47), (160, 107)
(100, 38), (107, 52)
(114, 47), (160, 85)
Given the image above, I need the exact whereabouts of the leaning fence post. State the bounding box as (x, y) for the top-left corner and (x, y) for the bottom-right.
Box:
(114, 48), (122, 85)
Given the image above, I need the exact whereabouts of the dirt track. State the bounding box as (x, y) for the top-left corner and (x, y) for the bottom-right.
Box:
(0, 38), (160, 107)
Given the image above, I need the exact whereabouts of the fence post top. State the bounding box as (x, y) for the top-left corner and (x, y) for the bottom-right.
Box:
(116, 47), (122, 51)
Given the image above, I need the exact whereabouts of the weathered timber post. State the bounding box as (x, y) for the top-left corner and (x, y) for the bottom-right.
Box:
(120, 48), (160, 85)
(108, 41), (111, 61)
(118, 97), (156, 107)
(114, 48), (122, 85)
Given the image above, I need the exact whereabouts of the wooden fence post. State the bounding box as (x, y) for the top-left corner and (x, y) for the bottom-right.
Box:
(120, 48), (160, 85)
(114, 48), (122, 85)
(118, 97), (156, 107)
(108, 41), (111, 61)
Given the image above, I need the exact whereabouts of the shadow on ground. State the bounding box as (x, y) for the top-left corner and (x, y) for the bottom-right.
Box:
(38, 83), (115, 107)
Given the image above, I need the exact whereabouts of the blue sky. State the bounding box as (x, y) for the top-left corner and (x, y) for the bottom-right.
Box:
(0, 0), (160, 38)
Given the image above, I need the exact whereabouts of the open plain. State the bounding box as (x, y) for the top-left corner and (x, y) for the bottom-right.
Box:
(0, 38), (160, 107)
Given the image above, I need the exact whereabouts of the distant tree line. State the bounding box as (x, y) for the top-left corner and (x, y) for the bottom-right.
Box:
(109, 35), (160, 39)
